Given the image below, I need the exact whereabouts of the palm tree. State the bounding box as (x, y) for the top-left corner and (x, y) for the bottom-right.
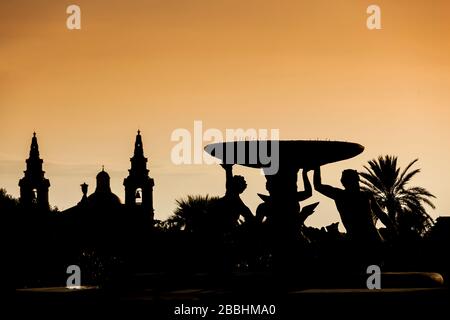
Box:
(359, 155), (435, 236)
(167, 195), (219, 232)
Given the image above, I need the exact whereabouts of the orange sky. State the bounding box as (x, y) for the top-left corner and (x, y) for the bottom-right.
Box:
(1, 0), (449, 228)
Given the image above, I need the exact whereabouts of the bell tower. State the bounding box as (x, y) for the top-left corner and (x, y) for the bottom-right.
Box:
(124, 130), (155, 220)
(19, 132), (50, 210)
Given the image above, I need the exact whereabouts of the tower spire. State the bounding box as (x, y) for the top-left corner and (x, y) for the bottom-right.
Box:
(30, 131), (40, 158)
(19, 132), (50, 210)
(134, 130), (144, 157)
(124, 130), (155, 221)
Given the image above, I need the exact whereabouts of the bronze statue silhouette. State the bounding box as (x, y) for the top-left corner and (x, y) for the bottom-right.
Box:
(256, 169), (317, 227)
(204, 140), (364, 241)
(213, 164), (254, 231)
(313, 167), (395, 244)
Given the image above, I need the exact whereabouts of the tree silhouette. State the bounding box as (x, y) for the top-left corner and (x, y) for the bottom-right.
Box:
(0, 188), (19, 211)
(169, 195), (219, 232)
(359, 155), (435, 236)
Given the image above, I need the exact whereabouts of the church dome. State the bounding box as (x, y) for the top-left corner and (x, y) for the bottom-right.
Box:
(87, 167), (121, 209)
(95, 167), (112, 193)
(96, 168), (110, 182)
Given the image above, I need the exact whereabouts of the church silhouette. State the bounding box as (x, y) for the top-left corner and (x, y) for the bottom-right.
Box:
(18, 131), (155, 222)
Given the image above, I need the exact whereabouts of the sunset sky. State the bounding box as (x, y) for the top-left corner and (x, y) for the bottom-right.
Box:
(1, 0), (449, 228)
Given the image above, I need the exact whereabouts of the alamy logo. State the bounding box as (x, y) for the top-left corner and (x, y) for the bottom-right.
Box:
(366, 264), (381, 289)
(66, 5), (81, 30)
(66, 265), (81, 288)
(367, 5), (382, 30)
(171, 121), (280, 175)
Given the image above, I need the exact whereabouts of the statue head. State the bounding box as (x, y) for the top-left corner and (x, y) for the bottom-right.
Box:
(341, 169), (360, 190)
(232, 175), (247, 194)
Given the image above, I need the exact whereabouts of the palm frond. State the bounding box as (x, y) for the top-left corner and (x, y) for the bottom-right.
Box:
(395, 158), (419, 188)
(395, 168), (420, 191)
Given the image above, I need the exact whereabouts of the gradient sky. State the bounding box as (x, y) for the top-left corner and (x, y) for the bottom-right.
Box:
(1, 0), (449, 228)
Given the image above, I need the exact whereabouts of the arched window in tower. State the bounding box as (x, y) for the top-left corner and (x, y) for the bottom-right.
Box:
(32, 188), (38, 204)
(135, 188), (143, 205)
